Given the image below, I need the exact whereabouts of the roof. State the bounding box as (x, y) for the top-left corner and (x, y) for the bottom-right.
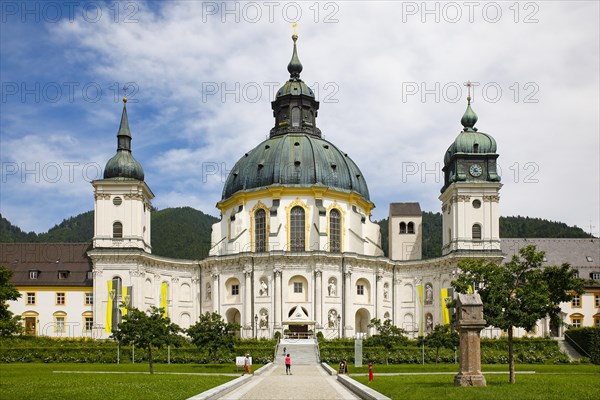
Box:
(221, 133), (371, 202)
(0, 243), (93, 287)
(500, 238), (600, 285)
(389, 202), (422, 217)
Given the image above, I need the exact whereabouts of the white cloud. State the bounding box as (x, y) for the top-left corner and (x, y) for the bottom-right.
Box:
(1, 1), (598, 236)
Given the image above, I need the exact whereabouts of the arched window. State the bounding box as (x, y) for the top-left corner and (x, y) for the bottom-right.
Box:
(407, 222), (415, 234)
(291, 107), (300, 127)
(113, 222), (123, 238)
(254, 209), (266, 252)
(290, 206), (305, 252)
(329, 209), (341, 252)
(472, 224), (482, 240)
(399, 222), (407, 234)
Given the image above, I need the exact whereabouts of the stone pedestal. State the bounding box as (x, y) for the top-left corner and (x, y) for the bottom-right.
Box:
(454, 293), (487, 387)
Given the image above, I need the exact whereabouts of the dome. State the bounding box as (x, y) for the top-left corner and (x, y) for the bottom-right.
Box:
(222, 133), (370, 201)
(444, 130), (497, 164)
(276, 80), (315, 98)
(104, 150), (145, 181)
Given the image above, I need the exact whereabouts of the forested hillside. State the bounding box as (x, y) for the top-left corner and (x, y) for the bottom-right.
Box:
(1, 210), (592, 261)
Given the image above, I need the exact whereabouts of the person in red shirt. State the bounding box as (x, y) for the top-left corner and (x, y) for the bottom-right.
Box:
(285, 354), (292, 375)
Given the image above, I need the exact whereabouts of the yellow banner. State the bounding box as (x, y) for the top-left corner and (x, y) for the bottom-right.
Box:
(160, 283), (168, 317)
(121, 286), (129, 317)
(105, 280), (112, 333)
(441, 288), (450, 324)
(418, 284), (423, 336)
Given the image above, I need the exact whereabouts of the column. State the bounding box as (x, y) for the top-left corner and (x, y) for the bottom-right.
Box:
(274, 269), (282, 328)
(315, 270), (322, 328)
(244, 271), (252, 327)
(212, 273), (219, 313)
(376, 273), (383, 321)
(344, 271), (353, 338)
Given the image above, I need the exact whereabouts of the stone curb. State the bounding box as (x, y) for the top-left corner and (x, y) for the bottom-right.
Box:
(186, 363), (274, 400)
(337, 374), (392, 400)
(321, 362), (337, 376)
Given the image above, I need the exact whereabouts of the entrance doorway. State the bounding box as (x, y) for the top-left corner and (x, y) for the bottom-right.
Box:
(24, 317), (37, 336)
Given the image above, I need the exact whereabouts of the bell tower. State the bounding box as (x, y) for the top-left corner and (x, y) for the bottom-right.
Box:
(439, 83), (502, 255)
(92, 97), (153, 252)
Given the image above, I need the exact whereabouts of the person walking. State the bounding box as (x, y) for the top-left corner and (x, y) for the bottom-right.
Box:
(285, 353), (292, 375)
(243, 354), (252, 375)
(282, 346), (286, 356)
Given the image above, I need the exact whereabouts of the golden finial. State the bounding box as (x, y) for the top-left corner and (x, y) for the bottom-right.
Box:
(464, 81), (472, 104)
(292, 23), (298, 42)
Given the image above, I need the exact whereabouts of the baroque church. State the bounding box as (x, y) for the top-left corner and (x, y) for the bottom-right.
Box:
(85, 32), (505, 340)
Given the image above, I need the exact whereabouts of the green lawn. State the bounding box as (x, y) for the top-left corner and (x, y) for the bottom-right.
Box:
(345, 364), (600, 400)
(0, 363), (246, 400)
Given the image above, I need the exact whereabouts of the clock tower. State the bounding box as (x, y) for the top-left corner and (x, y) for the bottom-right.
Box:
(439, 85), (501, 255)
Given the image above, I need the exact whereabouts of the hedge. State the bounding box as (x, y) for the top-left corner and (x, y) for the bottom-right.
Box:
(565, 327), (600, 364)
(0, 337), (277, 364)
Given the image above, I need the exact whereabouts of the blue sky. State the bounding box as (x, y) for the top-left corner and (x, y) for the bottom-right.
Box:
(1, 1), (599, 236)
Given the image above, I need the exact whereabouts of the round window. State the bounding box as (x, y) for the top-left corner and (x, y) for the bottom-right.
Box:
(472, 199), (481, 209)
(113, 196), (123, 206)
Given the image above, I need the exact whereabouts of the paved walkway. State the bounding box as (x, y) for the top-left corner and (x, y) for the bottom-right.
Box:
(217, 364), (359, 400)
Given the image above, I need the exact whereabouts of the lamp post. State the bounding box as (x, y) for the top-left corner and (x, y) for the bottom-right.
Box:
(254, 314), (258, 339)
(337, 314), (341, 338)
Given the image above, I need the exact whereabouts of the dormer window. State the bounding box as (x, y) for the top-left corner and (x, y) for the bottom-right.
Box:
(58, 270), (69, 280)
(586, 256), (593, 262)
(29, 270), (40, 280)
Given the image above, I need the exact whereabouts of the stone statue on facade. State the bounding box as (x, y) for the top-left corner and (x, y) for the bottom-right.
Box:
(259, 279), (268, 296)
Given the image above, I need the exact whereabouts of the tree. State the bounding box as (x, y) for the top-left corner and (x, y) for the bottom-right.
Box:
(187, 312), (239, 365)
(367, 318), (408, 365)
(421, 324), (459, 363)
(112, 306), (183, 374)
(452, 245), (584, 384)
(0, 266), (22, 337)
(543, 263), (585, 334)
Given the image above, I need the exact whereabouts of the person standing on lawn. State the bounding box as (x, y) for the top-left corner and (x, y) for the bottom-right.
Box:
(285, 353), (292, 375)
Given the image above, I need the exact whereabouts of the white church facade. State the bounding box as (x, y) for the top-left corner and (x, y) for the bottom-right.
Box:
(5, 34), (598, 340)
(86, 33), (504, 340)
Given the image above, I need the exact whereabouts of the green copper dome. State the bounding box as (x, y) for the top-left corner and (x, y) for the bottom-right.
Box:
(222, 133), (370, 201)
(444, 103), (497, 165)
(103, 100), (145, 181)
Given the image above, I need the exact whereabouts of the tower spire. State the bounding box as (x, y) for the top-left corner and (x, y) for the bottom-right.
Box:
(287, 23), (303, 81)
(461, 81), (478, 131)
(117, 96), (132, 151)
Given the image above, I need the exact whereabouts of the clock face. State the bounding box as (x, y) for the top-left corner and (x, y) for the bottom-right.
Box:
(469, 164), (483, 177)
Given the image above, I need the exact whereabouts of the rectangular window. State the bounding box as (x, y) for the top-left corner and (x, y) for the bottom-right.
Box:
(232, 284), (239, 296)
(357, 285), (364, 296)
(29, 270), (39, 279)
(572, 318), (581, 328)
(55, 317), (65, 333)
(572, 295), (581, 308)
(26, 292), (36, 305)
(294, 282), (303, 293)
(58, 271), (69, 280)
(56, 292), (66, 305)
(85, 292), (93, 305)
(592, 272), (600, 280)
(595, 294), (600, 308)
(84, 317), (94, 332)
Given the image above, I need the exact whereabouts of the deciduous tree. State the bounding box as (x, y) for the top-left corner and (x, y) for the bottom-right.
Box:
(187, 312), (239, 365)
(367, 318), (408, 365)
(0, 266), (22, 337)
(452, 245), (584, 384)
(112, 306), (183, 374)
(422, 324), (459, 363)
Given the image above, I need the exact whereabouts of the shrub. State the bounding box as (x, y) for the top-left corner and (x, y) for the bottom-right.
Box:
(566, 327), (600, 364)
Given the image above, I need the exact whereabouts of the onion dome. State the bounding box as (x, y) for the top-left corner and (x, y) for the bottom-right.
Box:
(103, 98), (145, 181)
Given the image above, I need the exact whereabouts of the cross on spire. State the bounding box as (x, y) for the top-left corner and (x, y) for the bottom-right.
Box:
(464, 81), (473, 104)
